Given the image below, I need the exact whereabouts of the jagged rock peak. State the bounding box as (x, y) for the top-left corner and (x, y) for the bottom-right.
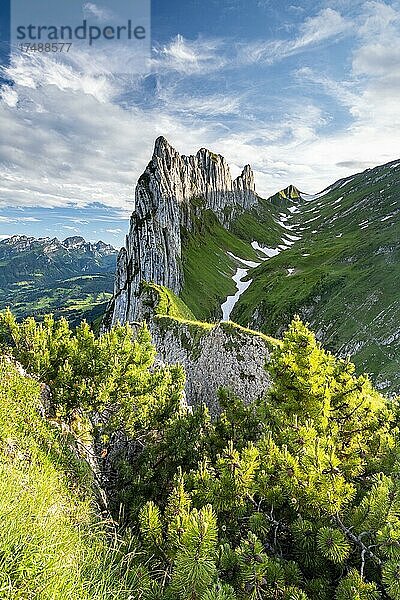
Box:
(278, 184), (302, 201)
(63, 236), (86, 247)
(0, 234), (116, 255)
(148, 137), (258, 213)
(153, 135), (179, 159)
(106, 137), (260, 327)
(234, 164), (256, 205)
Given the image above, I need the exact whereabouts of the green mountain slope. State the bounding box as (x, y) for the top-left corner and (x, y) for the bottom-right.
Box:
(232, 160), (400, 394)
(180, 197), (288, 320)
(178, 160), (399, 394)
(0, 357), (137, 599)
(0, 235), (117, 325)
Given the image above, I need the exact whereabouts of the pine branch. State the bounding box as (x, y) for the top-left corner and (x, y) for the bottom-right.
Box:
(245, 494), (288, 557)
(333, 513), (381, 566)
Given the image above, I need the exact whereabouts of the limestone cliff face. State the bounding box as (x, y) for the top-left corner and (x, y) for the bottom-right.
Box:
(150, 319), (272, 416)
(133, 284), (274, 415)
(106, 137), (258, 326)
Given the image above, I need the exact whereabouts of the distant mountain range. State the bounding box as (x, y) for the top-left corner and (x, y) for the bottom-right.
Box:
(0, 235), (117, 325)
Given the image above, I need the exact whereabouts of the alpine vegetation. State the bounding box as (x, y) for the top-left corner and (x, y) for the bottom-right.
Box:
(0, 138), (399, 599)
(1, 309), (400, 599)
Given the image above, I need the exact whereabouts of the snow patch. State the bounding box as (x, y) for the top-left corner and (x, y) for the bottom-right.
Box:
(221, 240), (285, 321)
(221, 269), (253, 321)
(251, 242), (280, 258)
(339, 176), (355, 188)
(227, 252), (259, 268)
(302, 187), (333, 201)
(284, 233), (301, 241)
(303, 215), (320, 224)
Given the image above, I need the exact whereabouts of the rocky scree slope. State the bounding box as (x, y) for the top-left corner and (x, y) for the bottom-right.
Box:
(136, 283), (277, 414)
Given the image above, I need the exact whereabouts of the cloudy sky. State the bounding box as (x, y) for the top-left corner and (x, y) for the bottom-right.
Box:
(0, 0), (399, 245)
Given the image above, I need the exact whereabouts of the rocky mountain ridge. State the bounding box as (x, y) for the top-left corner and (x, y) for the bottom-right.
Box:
(105, 138), (399, 395)
(0, 234), (118, 325)
(107, 136), (259, 326)
(137, 283), (275, 414)
(1, 234), (115, 257)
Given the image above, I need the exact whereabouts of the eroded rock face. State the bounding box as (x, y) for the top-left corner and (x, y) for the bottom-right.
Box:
(107, 137), (258, 326)
(150, 319), (272, 416)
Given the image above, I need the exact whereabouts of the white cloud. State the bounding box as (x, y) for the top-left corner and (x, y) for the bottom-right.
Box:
(358, 0), (399, 36)
(279, 1), (400, 189)
(152, 35), (226, 75)
(0, 53), (228, 210)
(0, 216), (40, 223)
(298, 8), (351, 46)
(353, 2), (400, 79)
(354, 43), (400, 77)
(3, 53), (116, 103)
(0, 41), (398, 214)
(160, 91), (242, 117)
(289, 5), (305, 13)
(0, 2), (399, 221)
(237, 8), (351, 65)
(82, 3), (115, 22)
(65, 218), (90, 224)
(0, 54), (146, 209)
(0, 87), (18, 108)
(298, 2), (400, 131)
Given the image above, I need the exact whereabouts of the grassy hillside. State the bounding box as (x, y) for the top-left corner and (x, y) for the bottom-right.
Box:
(180, 201), (286, 320)
(144, 281), (279, 350)
(233, 160), (400, 394)
(0, 357), (138, 599)
(1, 274), (114, 325)
(177, 159), (399, 394)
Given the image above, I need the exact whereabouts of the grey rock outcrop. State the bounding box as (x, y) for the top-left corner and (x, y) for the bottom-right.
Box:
(105, 137), (259, 327)
(120, 284), (274, 415)
(150, 318), (272, 416)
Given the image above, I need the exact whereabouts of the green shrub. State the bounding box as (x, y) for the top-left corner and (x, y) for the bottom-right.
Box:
(0, 358), (144, 599)
(2, 311), (400, 599)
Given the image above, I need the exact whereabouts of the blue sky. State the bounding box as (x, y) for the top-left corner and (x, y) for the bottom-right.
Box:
(0, 0), (399, 246)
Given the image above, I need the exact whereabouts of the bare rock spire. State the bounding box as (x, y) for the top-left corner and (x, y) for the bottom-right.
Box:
(106, 138), (259, 326)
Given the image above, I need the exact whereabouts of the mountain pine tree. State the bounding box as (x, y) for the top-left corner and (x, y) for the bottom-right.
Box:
(2, 311), (400, 598)
(132, 318), (399, 598)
